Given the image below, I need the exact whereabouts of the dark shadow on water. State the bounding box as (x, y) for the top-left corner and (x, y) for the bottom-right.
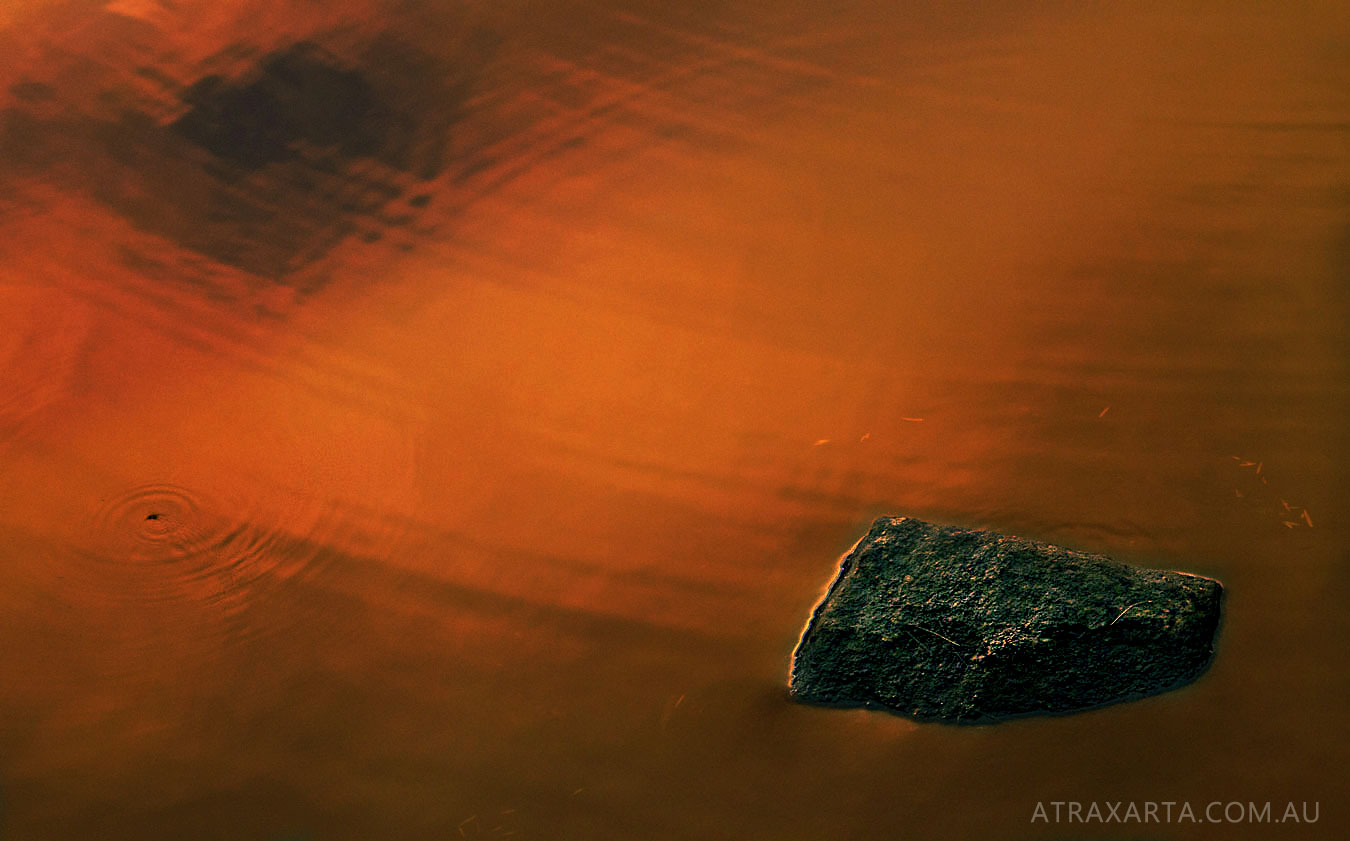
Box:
(0, 20), (483, 284)
(174, 43), (393, 171)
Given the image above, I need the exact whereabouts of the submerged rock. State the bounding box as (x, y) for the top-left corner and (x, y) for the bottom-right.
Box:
(789, 517), (1223, 722)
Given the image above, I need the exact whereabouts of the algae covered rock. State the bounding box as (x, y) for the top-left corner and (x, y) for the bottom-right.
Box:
(789, 517), (1223, 722)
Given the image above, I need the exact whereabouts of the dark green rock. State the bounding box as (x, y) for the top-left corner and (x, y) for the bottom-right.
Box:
(789, 517), (1223, 722)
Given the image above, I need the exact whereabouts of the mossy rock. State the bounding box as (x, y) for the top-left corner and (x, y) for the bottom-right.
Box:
(789, 517), (1223, 722)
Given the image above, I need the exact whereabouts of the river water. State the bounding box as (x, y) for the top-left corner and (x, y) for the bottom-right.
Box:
(0, 2), (1346, 839)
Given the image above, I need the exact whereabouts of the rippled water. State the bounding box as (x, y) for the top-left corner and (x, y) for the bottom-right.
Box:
(1, 1), (1346, 839)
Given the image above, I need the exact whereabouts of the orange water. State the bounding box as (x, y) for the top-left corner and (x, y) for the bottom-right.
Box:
(1, 2), (1346, 839)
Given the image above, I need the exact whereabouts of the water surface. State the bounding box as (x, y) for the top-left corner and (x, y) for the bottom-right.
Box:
(1, 1), (1346, 839)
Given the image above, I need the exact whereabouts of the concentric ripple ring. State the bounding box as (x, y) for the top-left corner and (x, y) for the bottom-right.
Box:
(76, 482), (322, 610)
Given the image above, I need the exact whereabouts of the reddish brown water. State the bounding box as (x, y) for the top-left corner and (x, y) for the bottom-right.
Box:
(1, 2), (1346, 839)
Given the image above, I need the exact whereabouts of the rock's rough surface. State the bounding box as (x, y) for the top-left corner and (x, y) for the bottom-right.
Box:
(789, 517), (1223, 722)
